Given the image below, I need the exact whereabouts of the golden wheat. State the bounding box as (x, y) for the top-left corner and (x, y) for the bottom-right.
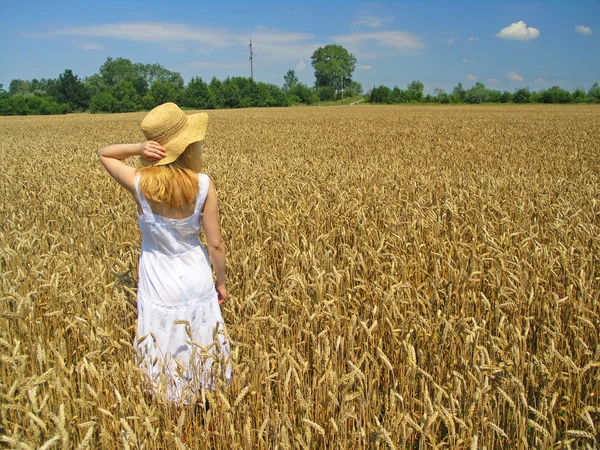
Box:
(1, 105), (599, 449)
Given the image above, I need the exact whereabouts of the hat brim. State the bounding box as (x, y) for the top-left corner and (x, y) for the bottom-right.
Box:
(140, 112), (208, 167)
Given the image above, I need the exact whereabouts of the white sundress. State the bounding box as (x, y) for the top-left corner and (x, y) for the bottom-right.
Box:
(133, 172), (232, 403)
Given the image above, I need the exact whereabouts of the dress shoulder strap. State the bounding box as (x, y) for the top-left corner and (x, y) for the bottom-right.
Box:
(195, 173), (210, 214)
(134, 173), (153, 216)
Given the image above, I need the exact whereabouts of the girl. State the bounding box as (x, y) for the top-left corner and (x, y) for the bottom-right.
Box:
(98, 102), (232, 403)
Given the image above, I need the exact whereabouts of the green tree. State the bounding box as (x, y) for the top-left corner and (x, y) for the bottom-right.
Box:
(251, 82), (289, 107)
(406, 80), (425, 102)
(369, 86), (392, 103)
(143, 81), (182, 109)
(513, 87), (531, 103)
(30, 78), (45, 96)
(311, 45), (357, 91)
(291, 83), (319, 104)
(0, 95), (67, 115)
(28, 78), (59, 98)
(89, 92), (119, 113)
(336, 88), (354, 100)
(98, 57), (184, 98)
(500, 91), (513, 103)
(99, 57), (148, 96)
(487, 90), (502, 103)
(464, 82), (489, 104)
(100, 57), (137, 86)
(238, 78), (260, 108)
(45, 79), (59, 96)
(137, 63), (184, 89)
(253, 82), (271, 107)
(110, 81), (142, 112)
(587, 82), (600, 103)
(391, 86), (406, 103)
(220, 77), (242, 108)
(207, 78), (224, 109)
(55, 69), (89, 111)
(0, 84), (8, 100)
(316, 86), (336, 101)
(452, 82), (466, 103)
(263, 82), (290, 107)
(572, 88), (586, 103)
(283, 70), (299, 92)
(84, 74), (107, 98)
(184, 77), (210, 109)
(6, 95), (27, 114)
(349, 81), (363, 96)
(9, 79), (32, 96)
(539, 86), (571, 104)
(434, 88), (450, 104)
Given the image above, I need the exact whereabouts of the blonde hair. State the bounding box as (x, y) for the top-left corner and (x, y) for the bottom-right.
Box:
(138, 141), (204, 208)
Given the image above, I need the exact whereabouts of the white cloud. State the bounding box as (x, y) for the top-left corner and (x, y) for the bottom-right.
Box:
(25, 23), (321, 62)
(332, 30), (424, 50)
(575, 25), (593, 35)
(535, 77), (546, 84)
(496, 21), (540, 40)
(466, 74), (477, 82)
(75, 41), (104, 50)
(296, 60), (306, 71)
(506, 71), (524, 81)
(358, 65), (372, 70)
(352, 12), (395, 29)
(462, 57), (475, 63)
(468, 36), (480, 42)
(487, 77), (498, 84)
(33, 23), (233, 46)
(206, 26), (320, 62)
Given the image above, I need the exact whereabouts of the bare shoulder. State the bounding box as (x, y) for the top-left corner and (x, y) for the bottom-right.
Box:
(201, 175), (220, 214)
(201, 173), (216, 194)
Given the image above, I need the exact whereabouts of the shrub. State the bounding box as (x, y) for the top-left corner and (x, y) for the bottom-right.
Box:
(89, 92), (119, 113)
(0, 95), (68, 115)
(316, 86), (336, 101)
(513, 88), (532, 104)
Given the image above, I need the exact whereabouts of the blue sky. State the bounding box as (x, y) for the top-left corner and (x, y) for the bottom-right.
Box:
(1, 0), (599, 94)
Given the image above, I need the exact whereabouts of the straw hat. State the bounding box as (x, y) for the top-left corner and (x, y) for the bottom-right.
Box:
(140, 103), (208, 166)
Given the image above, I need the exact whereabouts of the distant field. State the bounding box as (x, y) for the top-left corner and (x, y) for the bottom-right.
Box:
(1, 105), (599, 449)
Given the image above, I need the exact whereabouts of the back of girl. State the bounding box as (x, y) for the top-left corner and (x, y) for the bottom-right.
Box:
(98, 102), (232, 404)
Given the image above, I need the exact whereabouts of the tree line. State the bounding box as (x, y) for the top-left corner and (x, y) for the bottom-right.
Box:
(0, 47), (362, 116)
(368, 81), (600, 104)
(0, 58), (295, 115)
(1, 45), (599, 115)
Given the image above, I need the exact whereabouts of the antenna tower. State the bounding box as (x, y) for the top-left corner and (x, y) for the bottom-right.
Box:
(249, 39), (254, 80)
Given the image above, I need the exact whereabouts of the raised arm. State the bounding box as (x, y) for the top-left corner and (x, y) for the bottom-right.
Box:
(202, 178), (227, 304)
(98, 141), (166, 192)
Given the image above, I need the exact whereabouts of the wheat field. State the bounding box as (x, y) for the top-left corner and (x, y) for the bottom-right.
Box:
(1, 105), (599, 449)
